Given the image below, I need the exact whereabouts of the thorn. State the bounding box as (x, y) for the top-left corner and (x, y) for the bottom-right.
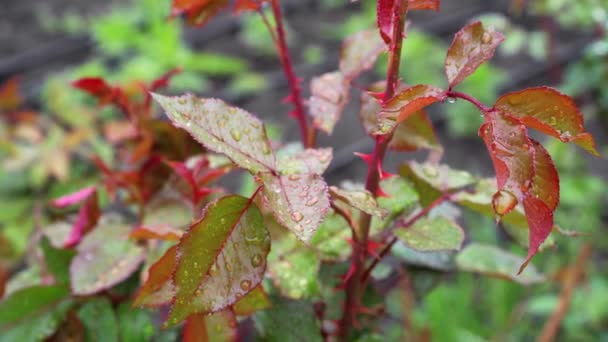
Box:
(368, 91), (385, 102)
(335, 263), (357, 291)
(366, 240), (383, 259)
(376, 186), (390, 198)
(354, 152), (374, 166)
(379, 167), (397, 180)
(282, 94), (294, 104)
(288, 110), (298, 119)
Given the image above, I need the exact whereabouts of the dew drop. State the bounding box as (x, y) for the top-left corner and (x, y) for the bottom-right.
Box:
(220, 217), (226, 224)
(215, 324), (223, 333)
(447, 97), (457, 104)
(288, 174), (301, 181)
(240, 279), (252, 291)
(230, 129), (242, 142)
(178, 97), (187, 105)
(228, 107), (237, 115)
(262, 144), (271, 155)
(251, 254), (263, 267)
(306, 197), (319, 206)
(492, 190), (518, 216)
(299, 190), (309, 198)
(549, 116), (557, 126)
(209, 263), (219, 276)
(422, 165), (439, 178)
(217, 119), (227, 128)
(291, 211), (304, 222)
(560, 131), (572, 142)
(481, 32), (492, 44)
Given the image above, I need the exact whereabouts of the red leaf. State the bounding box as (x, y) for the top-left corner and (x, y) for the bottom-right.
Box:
(133, 245), (177, 307)
(150, 68), (182, 92)
(233, 0), (266, 14)
(408, 0), (440, 11)
(129, 226), (183, 241)
(0, 77), (23, 111)
(389, 110), (443, 153)
(520, 196), (554, 274)
(376, 85), (446, 134)
(529, 139), (559, 210)
(493, 87), (600, 156)
(377, 0), (396, 44)
(51, 186), (97, 208)
(445, 21), (504, 88)
(72, 78), (115, 106)
(171, 0), (230, 27)
(64, 189), (100, 248)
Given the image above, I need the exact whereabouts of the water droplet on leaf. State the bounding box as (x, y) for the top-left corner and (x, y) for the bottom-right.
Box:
(481, 32), (492, 44)
(492, 190), (518, 216)
(251, 254), (263, 267)
(230, 129), (242, 142)
(240, 280), (251, 291)
(291, 211), (304, 222)
(447, 97), (456, 104)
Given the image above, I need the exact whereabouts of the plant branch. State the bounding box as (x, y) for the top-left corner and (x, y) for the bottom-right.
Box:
(269, 0), (314, 148)
(538, 244), (592, 342)
(445, 90), (492, 113)
(338, 1), (408, 339)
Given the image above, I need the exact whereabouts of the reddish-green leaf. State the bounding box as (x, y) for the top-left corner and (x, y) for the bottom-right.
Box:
(70, 221), (145, 295)
(493, 87), (600, 156)
(233, 0), (267, 14)
(166, 196), (270, 327)
(308, 72), (349, 134)
(133, 245), (177, 308)
(232, 285), (271, 316)
(171, 0), (229, 27)
(329, 186), (389, 218)
(390, 110), (443, 153)
(396, 216), (465, 252)
(0, 77), (22, 110)
(456, 243), (544, 285)
(183, 311), (237, 342)
(377, 0), (397, 44)
(259, 173), (330, 243)
(376, 85), (446, 134)
(445, 21), (504, 88)
(409, 0), (440, 11)
(339, 29), (386, 80)
(276, 147), (333, 175)
(153, 93), (276, 173)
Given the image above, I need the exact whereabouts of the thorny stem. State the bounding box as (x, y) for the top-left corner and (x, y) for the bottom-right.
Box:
(361, 193), (453, 283)
(338, 1), (408, 339)
(446, 90), (491, 113)
(268, 0), (314, 148)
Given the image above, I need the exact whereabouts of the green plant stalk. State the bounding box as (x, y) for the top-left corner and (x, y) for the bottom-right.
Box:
(338, 1), (408, 339)
(269, 0), (315, 148)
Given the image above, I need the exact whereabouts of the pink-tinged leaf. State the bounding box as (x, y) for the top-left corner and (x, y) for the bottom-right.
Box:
(377, 0), (396, 44)
(395, 216), (464, 252)
(339, 29), (386, 80)
(308, 72), (349, 134)
(152, 93), (276, 174)
(171, 0), (230, 27)
(493, 87), (600, 156)
(529, 139), (559, 210)
(63, 189), (100, 248)
(166, 196), (270, 327)
(375, 85), (446, 134)
(232, 285), (271, 316)
(51, 186), (96, 208)
(390, 110), (443, 153)
(133, 245), (178, 308)
(445, 21), (505, 88)
(70, 222), (145, 295)
(183, 311), (237, 342)
(277, 147), (333, 175)
(456, 243), (544, 285)
(259, 173), (330, 243)
(408, 0), (440, 11)
(520, 195), (554, 274)
(329, 186), (389, 218)
(72, 78), (115, 105)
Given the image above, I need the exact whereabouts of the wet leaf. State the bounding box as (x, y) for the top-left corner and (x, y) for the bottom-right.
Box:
(359, 82), (385, 136)
(445, 21), (504, 88)
(392, 242), (456, 271)
(267, 244), (320, 299)
(70, 221), (145, 295)
(330, 186), (389, 218)
(308, 72), (349, 134)
(116, 303), (156, 342)
(339, 29), (385, 80)
(77, 297), (118, 342)
(400, 161), (475, 206)
(39, 237), (76, 284)
(389, 110), (443, 153)
(276, 147), (333, 175)
(376, 85), (446, 134)
(310, 211), (351, 261)
(493, 87), (599, 156)
(395, 217), (464, 252)
(456, 243), (544, 285)
(153, 93), (276, 174)
(166, 196), (270, 327)
(254, 296), (323, 342)
(183, 311), (237, 342)
(63, 188), (100, 248)
(232, 285), (271, 316)
(0, 285), (73, 341)
(133, 245), (178, 308)
(259, 173), (330, 243)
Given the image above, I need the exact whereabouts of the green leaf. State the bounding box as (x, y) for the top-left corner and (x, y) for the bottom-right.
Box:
(395, 217), (465, 252)
(116, 303), (156, 342)
(309, 71), (349, 134)
(77, 297), (119, 342)
(39, 236), (76, 284)
(153, 93), (276, 173)
(166, 196), (270, 327)
(233, 285), (271, 316)
(276, 147), (333, 175)
(391, 242), (456, 271)
(400, 161), (475, 206)
(0, 285), (72, 342)
(133, 244), (177, 308)
(311, 211), (351, 261)
(259, 173), (330, 243)
(70, 220), (145, 295)
(389, 110), (443, 153)
(445, 21), (505, 87)
(254, 296), (323, 342)
(330, 186), (389, 218)
(183, 311), (237, 342)
(456, 243), (544, 285)
(268, 244), (320, 299)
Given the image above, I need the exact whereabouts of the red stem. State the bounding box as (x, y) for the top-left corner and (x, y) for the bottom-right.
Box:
(269, 0), (314, 148)
(338, 1), (408, 339)
(446, 90), (491, 113)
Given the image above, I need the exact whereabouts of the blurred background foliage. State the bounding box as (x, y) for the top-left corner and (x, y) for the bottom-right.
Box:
(0, 0), (606, 340)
